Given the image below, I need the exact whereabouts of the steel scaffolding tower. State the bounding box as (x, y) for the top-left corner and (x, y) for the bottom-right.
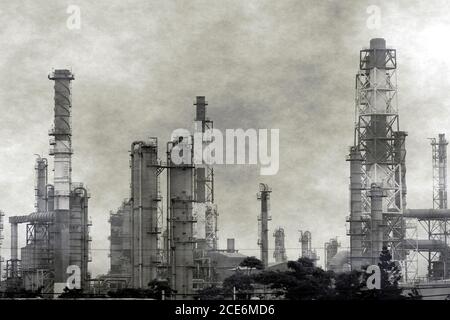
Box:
(257, 183), (272, 268)
(418, 134), (450, 278)
(193, 96), (218, 251)
(273, 227), (287, 263)
(348, 38), (406, 269)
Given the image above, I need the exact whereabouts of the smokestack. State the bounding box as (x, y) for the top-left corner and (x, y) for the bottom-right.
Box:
(48, 69), (74, 293)
(35, 157), (48, 213)
(194, 96), (207, 122)
(10, 222), (18, 273)
(227, 238), (235, 253)
(257, 183), (271, 268)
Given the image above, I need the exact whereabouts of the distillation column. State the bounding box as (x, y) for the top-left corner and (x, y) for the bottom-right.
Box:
(168, 135), (195, 299)
(130, 139), (160, 288)
(273, 227), (287, 263)
(257, 183), (271, 268)
(350, 38), (403, 268)
(348, 147), (364, 269)
(48, 69), (74, 292)
(370, 184), (384, 264)
(10, 222), (18, 277)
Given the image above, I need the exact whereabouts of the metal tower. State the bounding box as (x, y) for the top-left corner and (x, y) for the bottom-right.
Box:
(426, 134), (449, 278)
(273, 227), (287, 263)
(257, 183), (271, 268)
(432, 134), (448, 210)
(130, 139), (161, 288)
(48, 69), (74, 292)
(324, 238), (340, 271)
(167, 135), (196, 299)
(193, 96), (218, 250)
(299, 230), (318, 263)
(348, 38), (406, 268)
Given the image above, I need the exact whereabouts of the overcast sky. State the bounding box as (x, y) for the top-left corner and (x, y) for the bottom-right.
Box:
(1, 0), (450, 277)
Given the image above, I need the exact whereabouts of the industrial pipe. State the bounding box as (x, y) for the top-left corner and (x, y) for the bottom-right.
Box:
(370, 183), (384, 264)
(404, 209), (450, 220)
(10, 222), (18, 261)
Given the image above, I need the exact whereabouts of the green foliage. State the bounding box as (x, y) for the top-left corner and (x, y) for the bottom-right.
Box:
(239, 256), (264, 273)
(223, 272), (254, 299)
(249, 251), (421, 300)
(58, 287), (84, 298)
(334, 270), (365, 299)
(148, 279), (173, 299)
(196, 285), (225, 300)
(107, 279), (172, 299)
(283, 258), (335, 300)
(3, 288), (43, 298)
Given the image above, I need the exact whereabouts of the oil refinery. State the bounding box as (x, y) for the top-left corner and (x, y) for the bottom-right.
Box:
(1, 38), (450, 301)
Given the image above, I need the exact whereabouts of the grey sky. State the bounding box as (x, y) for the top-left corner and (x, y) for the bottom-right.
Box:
(0, 0), (449, 276)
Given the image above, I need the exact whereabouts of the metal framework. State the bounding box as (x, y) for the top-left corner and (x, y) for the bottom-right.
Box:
(417, 134), (450, 279)
(192, 96), (219, 291)
(22, 222), (53, 291)
(348, 38), (407, 272)
(193, 97), (218, 250)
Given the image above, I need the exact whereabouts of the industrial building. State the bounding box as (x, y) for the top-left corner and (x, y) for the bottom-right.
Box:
(344, 38), (450, 284)
(106, 96), (246, 298)
(3, 38), (450, 300)
(1, 69), (91, 295)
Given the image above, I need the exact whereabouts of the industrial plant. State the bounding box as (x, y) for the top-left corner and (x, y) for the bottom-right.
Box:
(1, 37), (450, 300)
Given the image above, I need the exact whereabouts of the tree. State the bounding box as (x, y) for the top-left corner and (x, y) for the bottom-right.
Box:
(252, 270), (296, 298)
(252, 257), (334, 300)
(335, 247), (421, 300)
(378, 246), (401, 290)
(334, 270), (365, 300)
(58, 287), (84, 298)
(239, 256), (264, 274)
(196, 285), (225, 300)
(148, 279), (172, 299)
(223, 272), (254, 299)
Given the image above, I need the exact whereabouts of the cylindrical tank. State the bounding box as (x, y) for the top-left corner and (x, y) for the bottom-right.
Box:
(130, 139), (160, 288)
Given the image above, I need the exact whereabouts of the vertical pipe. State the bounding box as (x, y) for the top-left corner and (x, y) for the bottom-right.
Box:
(10, 222), (18, 277)
(348, 147), (364, 269)
(438, 134), (448, 278)
(370, 183), (384, 264)
(258, 183), (270, 268)
(130, 143), (135, 286)
(11, 223), (18, 261)
(139, 148), (143, 288)
(35, 157), (48, 213)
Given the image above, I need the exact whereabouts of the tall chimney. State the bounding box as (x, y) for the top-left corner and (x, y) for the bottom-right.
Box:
(48, 69), (74, 293)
